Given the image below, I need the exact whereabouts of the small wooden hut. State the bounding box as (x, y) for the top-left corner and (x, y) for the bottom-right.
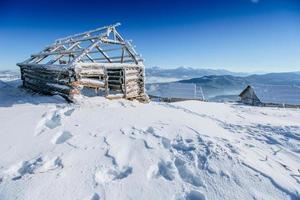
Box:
(17, 23), (147, 101)
(239, 85), (300, 108)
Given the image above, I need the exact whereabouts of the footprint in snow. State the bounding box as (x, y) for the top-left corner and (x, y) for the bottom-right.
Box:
(159, 136), (208, 187)
(64, 108), (75, 116)
(145, 126), (160, 138)
(84, 193), (100, 200)
(161, 137), (171, 149)
(143, 140), (153, 149)
(97, 140), (132, 183)
(225, 143), (239, 154)
(185, 190), (206, 200)
(3, 156), (63, 180)
(94, 165), (133, 184)
(35, 109), (61, 135)
(45, 111), (62, 129)
(39, 157), (63, 172)
(171, 138), (196, 152)
(35, 107), (75, 136)
(5, 156), (44, 180)
(174, 157), (204, 187)
(51, 131), (73, 144)
(148, 160), (176, 181)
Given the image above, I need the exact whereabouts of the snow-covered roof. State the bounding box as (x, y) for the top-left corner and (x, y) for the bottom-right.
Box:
(17, 23), (144, 69)
(250, 84), (300, 105)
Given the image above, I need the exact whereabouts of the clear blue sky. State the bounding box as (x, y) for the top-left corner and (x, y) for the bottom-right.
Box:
(0, 0), (299, 72)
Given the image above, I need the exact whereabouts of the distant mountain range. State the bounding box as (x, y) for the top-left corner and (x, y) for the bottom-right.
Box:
(146, 67), (300, 82)
(180, 72), (300, 86)
(145, 66), (248, 81)
(178, 72), (300, 100)
(146, 70), (300, 101)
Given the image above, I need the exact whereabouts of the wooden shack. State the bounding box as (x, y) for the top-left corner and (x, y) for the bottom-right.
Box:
(239, 85), (300, 108)
(17, 23), (148, 101)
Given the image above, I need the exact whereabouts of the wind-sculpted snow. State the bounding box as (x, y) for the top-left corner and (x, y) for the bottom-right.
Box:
(0, 86), (300, 199)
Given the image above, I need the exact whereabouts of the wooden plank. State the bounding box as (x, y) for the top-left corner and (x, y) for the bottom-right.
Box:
(76, 62), (141, 68)
(23, 80), (74, 95)
(78, 78), (105, 88)
(32, 47), (124, 57)
(108, 79), (122, 84)
(23, 73), (70, 85)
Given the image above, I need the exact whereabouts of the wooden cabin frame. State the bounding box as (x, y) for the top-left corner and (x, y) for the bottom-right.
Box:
(17, 23), (147, 101)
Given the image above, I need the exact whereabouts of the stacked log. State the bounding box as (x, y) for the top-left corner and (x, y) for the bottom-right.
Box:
(18, 63), (147, 101)
(74, 64), (107, 92)
(19, 64), (78, 99)
(124, 66), (144, 98)
(75, 64), (105, 77)
(78, 78), (105, 89)
(74, 63), (146, 100)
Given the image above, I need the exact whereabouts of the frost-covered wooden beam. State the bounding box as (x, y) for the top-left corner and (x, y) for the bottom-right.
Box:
(31, 47), (124, 57)
(55, 23), (121, 43)
(75, 63), (143, 69)
(32, 45), (64, 64)
(80, 55), (138, 62)
(88, 38), (112, 63)
(47, 42), (81, 65)
(17, 63), (72, 73)
(114, 31), (139, 64)
(21, 45), (62, 65)
(53, 27), (123, 47)
(53, 34), (107, 46)
(69, 40), (103, 65)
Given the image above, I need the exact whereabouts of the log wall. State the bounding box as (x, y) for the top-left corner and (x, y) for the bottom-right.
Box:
(19, 64), (147, 101)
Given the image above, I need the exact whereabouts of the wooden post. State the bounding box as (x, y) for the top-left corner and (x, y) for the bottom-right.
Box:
(124, 67), (127, 98)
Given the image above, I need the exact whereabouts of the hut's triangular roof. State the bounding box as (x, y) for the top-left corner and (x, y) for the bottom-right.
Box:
(17, 23), (143, 69)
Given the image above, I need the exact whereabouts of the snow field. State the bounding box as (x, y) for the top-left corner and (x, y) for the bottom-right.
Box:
(0, 83), (300, 200)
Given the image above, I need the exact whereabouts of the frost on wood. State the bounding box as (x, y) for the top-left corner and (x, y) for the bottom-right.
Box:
(17, 23), (148, 102)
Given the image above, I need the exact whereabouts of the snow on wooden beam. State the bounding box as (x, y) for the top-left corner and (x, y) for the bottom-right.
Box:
(55, 23), (121, 43)
(100, 38), (125, 45)
(52, 27), (125, 48)
(75, 62), (143, 69)
(68, 40), (102, 65)
(33, 45), (64, 64)
(53, 34), (107, 46)
(79, 56), (140, 63)
(31, 47), (124, 57)
(17, 63), (71, 70)
(46, 42), (81, 65)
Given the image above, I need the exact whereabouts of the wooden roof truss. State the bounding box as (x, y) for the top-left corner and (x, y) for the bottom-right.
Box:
(18, 23), (144, 68)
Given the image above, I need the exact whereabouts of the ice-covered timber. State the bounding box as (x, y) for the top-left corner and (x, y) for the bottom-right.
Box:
(17, 23), (148, 102)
